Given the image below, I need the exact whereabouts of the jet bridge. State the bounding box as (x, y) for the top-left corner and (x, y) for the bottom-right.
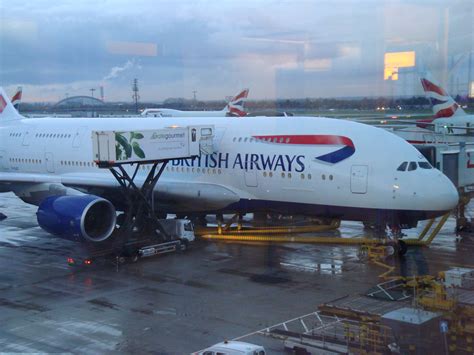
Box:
(415, 141), (474, 231)
(86, 125), (215, 262)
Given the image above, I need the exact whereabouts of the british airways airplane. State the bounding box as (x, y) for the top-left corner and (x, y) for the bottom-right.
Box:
(142, 89), (249, 117)
(0, 88), (458, 243)
(416, 78), (473, 130)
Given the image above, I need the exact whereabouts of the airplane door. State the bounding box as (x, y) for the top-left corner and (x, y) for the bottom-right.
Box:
(442, 153), (459, 186)
(73, 127), (88, 148)
(45, 152), (55, 173)
(97, 133), (110, 161)
(0, 150), (7, 170)
(22, 127), (35, 146)
(350, 165), (368, 194)
(244, 169), (258, 187)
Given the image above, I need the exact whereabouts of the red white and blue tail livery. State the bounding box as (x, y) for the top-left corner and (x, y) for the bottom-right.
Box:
(226, 89), (249, 117)
(11, 87), (22, 111)
(420, 78), (465, 118)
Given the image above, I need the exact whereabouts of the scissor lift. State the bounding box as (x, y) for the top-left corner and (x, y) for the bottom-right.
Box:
(68, 125), (215, 266)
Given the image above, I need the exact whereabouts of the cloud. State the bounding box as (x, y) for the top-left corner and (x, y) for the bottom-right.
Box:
(0, 0), (470, 100)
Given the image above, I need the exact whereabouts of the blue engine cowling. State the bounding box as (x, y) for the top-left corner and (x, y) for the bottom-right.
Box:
(36, 194), (117, 243)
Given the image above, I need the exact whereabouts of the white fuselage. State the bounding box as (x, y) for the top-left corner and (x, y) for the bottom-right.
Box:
(0, 115), (458, 224)
(142, 108), (227, 117)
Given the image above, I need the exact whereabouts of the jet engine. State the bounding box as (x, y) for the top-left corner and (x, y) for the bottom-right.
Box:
(36, 195), (116, 242)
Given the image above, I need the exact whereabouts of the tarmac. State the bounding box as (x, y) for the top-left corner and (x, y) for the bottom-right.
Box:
(0, 191), (473, 353)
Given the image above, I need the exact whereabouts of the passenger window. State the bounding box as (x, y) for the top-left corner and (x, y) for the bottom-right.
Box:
(418, 162), (432, 169)
(408, 162), (417, 171)
(201, 128), (212, 136)
(397, 162), (408, 171)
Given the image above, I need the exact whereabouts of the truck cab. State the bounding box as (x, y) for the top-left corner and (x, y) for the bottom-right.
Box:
(158, 219), (195, 243)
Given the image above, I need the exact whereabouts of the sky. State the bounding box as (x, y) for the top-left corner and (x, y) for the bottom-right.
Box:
(0, 0), (472, 102)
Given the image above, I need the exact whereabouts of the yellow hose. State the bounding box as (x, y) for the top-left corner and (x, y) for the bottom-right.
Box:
(195, 220), (340, 236)
(199, 233), (382, 244)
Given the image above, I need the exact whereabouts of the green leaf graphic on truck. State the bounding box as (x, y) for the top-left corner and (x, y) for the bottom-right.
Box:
(115, 132), (145, 160)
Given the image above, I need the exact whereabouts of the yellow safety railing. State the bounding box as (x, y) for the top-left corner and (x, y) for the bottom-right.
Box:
(197, 213), (450, 248)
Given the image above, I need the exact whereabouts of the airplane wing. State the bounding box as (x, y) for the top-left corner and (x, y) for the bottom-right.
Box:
(392, 120), (473, 130)
(0, 172), (240, 212)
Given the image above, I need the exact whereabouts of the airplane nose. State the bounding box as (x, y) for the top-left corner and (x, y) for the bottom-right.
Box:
(437, 176), (459, 211)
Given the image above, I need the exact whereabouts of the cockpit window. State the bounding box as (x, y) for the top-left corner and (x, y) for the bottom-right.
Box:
(397, 162), (408, 171)
(408, 161), (417, 171)
(418, 162), (432, 169)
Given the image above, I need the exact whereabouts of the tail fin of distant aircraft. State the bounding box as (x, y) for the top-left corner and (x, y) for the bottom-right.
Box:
(420, 78), (465, 118)
(225, 88), (249, 117)
(11, 86), (22, 111)
(0, 87), (24, 123)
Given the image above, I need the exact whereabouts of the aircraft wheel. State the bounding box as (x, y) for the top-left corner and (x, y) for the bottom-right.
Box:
(180, 239), (189, 252)
(385, 245), (396, 256)
(397, 240), (407, 256)
(358, 245), (369, 260)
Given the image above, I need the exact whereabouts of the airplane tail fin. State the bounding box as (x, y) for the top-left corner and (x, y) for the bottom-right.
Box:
(225, 88), (249, 117)
(420, 78), (465, 118)
(0, 87), (24, 124)
(11, 86), (22, 111)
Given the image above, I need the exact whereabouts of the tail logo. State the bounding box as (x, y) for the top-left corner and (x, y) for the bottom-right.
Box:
(252, 135), (355, 164)
(420, 78), (459, 118)
(12, 87), (22, 109)
(227, 89), (249, 117)
(228, 106), (246, 117)
(0, 95), (6, 114)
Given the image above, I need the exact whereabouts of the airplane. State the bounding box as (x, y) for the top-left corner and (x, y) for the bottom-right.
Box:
(356, 78), (474, 145)
(0, 87), (458, 245)
(11, 87), (22, 112)
(415, 78), (473, 131)
(141, 89), (249, 117)
(343, 78), (472, 131)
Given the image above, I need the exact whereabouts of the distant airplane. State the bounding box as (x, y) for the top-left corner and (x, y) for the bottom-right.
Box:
(415, 78), (472, 131)
(142, 89), (249, 117)
(0, 87), (458, 245)
(11, 87), (22, 112)
(367, 77), (474, 143)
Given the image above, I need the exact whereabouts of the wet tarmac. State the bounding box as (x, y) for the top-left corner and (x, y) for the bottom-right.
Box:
(0, 191), (473, 353)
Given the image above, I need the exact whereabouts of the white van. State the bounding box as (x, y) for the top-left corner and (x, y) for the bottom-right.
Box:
(194, 340), (265, 355)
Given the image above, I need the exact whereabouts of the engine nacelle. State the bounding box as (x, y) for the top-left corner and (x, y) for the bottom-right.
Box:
(36, 195), (116, 243)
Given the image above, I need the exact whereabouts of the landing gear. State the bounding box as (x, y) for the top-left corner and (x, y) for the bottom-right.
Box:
(253, 212), (268, 226)
(397, 240), (408, 256)
(109, 162), (170, 242)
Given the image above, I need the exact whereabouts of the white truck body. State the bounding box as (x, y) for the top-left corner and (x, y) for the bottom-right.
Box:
(92, 125), (214, 165)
